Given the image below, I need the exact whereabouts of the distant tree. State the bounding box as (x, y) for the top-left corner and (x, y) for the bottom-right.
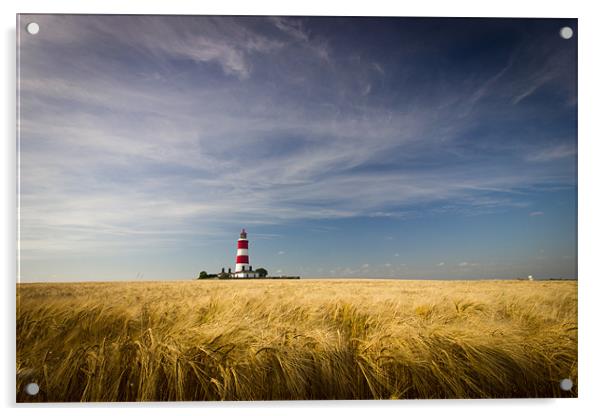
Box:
(198, 271), (209, 279)
(256, 267), (268, 278)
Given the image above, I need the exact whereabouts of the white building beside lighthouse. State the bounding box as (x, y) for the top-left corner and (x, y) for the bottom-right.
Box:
(233, 229), (259, 278)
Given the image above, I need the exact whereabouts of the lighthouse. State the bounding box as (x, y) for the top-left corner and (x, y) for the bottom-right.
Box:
(233, 229), (258, 278)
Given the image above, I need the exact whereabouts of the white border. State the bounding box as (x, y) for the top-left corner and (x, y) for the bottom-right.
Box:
(3, 1), (601, 415)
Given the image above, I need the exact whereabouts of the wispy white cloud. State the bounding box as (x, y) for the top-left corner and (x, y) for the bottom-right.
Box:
(372, 62), (385, 75)
(526, 144), (577, 162)
(270, 17), (309, 42)
(22, 15), (284, 80)
(270, 16), (330, 62)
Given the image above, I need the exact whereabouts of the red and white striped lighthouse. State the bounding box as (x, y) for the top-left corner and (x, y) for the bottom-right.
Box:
(234, 229), (257, 278)
(235, 228), (249, 272)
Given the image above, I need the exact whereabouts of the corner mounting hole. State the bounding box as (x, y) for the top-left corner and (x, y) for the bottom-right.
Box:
(560, 378), (573, 391)
(559, 26), (573, 40)
(25, 382), (39, 396)
(26, 22), (40, 35)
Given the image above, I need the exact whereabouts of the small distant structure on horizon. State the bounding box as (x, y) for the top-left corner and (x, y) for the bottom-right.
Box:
(516, 274), (535, 281)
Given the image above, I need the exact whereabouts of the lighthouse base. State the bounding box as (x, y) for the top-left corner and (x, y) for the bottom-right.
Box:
(233, 271), (259, 278)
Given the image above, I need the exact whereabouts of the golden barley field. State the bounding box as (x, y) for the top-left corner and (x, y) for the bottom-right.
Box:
(16, 279), (577, 402)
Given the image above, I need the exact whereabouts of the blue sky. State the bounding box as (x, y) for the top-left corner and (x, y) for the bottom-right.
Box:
(18, 15), (577, 281)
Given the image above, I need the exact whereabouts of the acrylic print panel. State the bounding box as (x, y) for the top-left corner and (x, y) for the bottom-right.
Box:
(16, 15), (577, 402)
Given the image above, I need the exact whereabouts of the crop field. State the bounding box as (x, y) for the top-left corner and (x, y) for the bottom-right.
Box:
(16, 279), (577, 401)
